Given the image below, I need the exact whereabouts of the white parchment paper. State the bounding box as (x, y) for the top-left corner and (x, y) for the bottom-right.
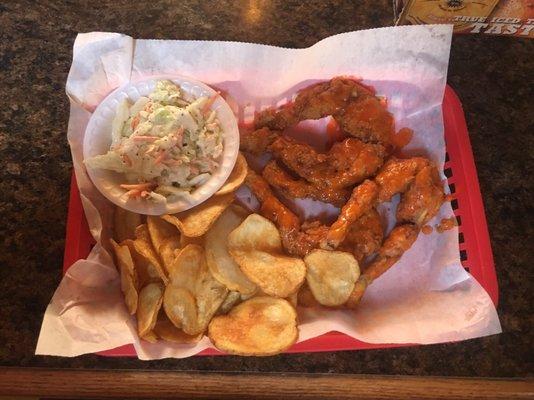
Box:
(36, 26), (501, 359)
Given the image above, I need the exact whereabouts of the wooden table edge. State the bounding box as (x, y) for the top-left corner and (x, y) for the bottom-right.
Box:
(0, 367), (533, 399)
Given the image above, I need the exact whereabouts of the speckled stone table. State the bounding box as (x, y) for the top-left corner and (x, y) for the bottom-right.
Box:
(0, 0), (532, 378)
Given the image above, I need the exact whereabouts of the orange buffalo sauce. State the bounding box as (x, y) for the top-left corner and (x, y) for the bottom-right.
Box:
(422, 225), (433, 235)
(436, 217), (458, 233)
(391, 127), (414, 149)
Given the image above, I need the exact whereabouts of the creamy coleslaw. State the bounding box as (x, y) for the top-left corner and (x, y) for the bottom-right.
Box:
(84, 80), (223, 202)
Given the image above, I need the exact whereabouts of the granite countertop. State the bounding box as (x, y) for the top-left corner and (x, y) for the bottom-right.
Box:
(0, 0), (532, 377)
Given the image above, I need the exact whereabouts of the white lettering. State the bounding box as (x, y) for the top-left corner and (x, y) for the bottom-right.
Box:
(492, 17), (520, 23)
(469, 23), (489, 33)
(503, 24), (521, 34)
(485, 23), (505, 34)
(519, 24), (534, 35)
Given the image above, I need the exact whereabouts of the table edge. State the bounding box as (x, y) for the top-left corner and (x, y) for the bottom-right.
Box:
(0, 367), (532, 399)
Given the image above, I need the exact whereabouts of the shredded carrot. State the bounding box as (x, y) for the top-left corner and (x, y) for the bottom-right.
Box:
(131, 116), (140, 130)
(124, 189), (142, 198)
(162, 158), (182, 166)
(154, 150), (167, 165)
(132, 135), (159, 142)
(202, 92), (220, 115)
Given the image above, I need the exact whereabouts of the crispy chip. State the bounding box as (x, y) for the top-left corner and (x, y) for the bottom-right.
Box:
(217, 291), (242, 315)
(233, 251), (305, 298)
(134, 224), (169, 284)
(110, 239), (138, 315)
(167, 244), (204, 291)
(205, 206), (256, 295)
(208, 296), (298, 356)
(159, 236), (181, 273)
(215, 152), (248, 195)
(142, 331), (158, 343)
(180, 235), (204, 247)
(154, 317), (203, 344)
(162, 192), (234, 237)
(164, 244), (227, 335)
(304, 249), (360, 307)
(227, 213), (281, 252)
(123, 239), (162, 287)
(228, 214), (305, 298)
(114, 206), (142, 242)
(195, 263), (228, 333)
(137, 282), (164, 338)
(163, 285), (198, 335)
(147, 215), (179, 252)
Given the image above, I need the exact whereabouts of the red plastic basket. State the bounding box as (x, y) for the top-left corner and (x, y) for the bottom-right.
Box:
(63, 85), (497, 357)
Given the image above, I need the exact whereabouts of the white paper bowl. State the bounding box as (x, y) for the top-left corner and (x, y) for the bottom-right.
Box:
(83, 75), (239, 215)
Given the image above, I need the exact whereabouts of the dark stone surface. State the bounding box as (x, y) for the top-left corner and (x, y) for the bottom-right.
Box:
(0, 0), (532, 377)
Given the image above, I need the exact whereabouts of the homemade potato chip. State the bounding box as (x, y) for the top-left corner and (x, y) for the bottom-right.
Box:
(162, 192), (234, 237)
(215, 152), (248, 195)
(159, 236), (181, 273)
(123, 239), (162, 287)
(165, 244), (228, 335)
(147, 215), (179, 252)
(208, 296), (298, 356)
(114, 206), (142, 243)
(163, 285), (198, 335)
(167, 244), (204, 291)
(228, 214), (305, 298)
(304, 249), (360, 307)
(180, 234), (204, 247)
(134, 224), (169, 284)
(195, 264), (228, 334)
(232, 251), (305, 298)
(205, 206), (256, 295)
(228, 213), (281, 252)
(154, 317), (203, 344)
(137, 282), (164, 339)
(217, 291), (241, 315)
(142, 331), (158, 343)
(110, 239), (138, 315)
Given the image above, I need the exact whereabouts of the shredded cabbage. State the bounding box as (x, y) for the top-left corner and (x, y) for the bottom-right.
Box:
(84, 80), (223, 203)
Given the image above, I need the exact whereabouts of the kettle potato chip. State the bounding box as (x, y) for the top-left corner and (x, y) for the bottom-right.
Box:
(304, 249), (360, 306)
(165, 244), (228, 335)
(110, 239), (138, 315)
(147, 216), (179, 252)
(215, 152), (248, 196)
(208, 296), (298, 356)
(217, 291), (242, 315)
(205, 205), (257, 295)
(137, 282), (164, 339)
(134, 224), (169, 284)
(163, 285), (199, 335)
(154, 317), (203, 344)
(158, 236), (181, 274)
(162, 192), (234, 237)
(167, 244), (204, 291)
(123, 239), (162, 287)
(228, 214), (305, 298)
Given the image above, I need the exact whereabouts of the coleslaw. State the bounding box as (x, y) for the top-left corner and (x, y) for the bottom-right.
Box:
(84, 80), (223, 202)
